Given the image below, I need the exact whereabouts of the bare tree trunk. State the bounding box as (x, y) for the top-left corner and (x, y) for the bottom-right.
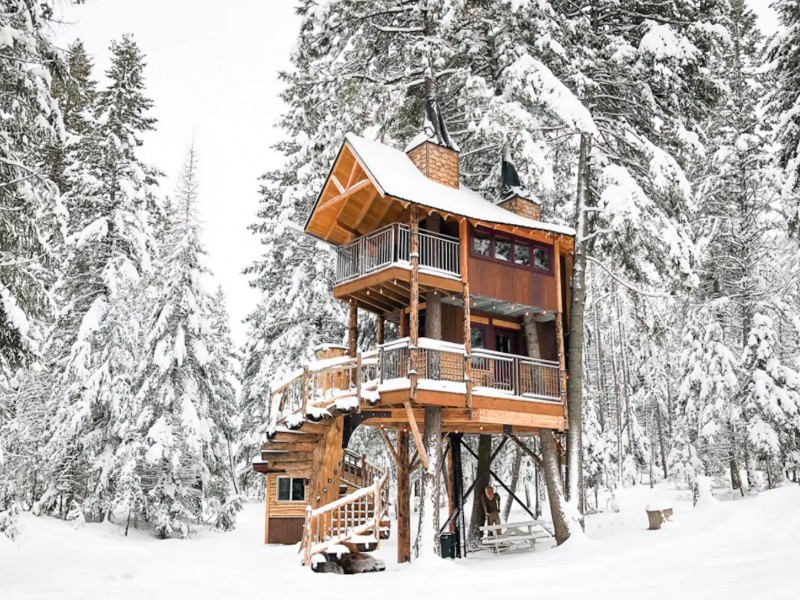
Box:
(539, 428), (571, 544)
(566, 133), (591, 514)
(468, 435), (492, 546)
(655, 402), (669, 480)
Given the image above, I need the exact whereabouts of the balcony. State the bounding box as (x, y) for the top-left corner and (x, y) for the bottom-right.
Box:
(379, 338), (561, 401)
(269, 338), (565, 435)
(334, 223), (461, 284)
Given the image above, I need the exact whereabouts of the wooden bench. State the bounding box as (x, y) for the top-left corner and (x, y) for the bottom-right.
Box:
(479, 520), (553, 553)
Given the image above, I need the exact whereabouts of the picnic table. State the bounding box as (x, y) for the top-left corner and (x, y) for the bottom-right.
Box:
(479, 520), (553, 553)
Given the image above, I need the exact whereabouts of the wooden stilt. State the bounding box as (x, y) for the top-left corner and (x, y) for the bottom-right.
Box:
(409, 205), (420, 397)
(397, 430), (411, 563)
(377, 314), (385, 345)
(348, 299), (358, 357)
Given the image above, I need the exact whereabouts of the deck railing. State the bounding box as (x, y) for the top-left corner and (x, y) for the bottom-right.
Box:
(303, 463), (389, 565)
(269, 339), (562, 431)
(334, 223), (460, 284)
(471, 348), (561, 400)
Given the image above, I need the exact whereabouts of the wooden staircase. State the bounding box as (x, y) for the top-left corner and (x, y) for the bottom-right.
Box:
(256, 351), (389, 569)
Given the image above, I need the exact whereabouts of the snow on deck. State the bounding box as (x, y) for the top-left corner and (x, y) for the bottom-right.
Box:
(2, 484), (799, 599)
(345, 134), (576, 237)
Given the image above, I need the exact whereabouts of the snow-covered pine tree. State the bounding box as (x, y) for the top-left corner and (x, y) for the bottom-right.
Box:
(126, 147), (239, 538)
(766, 0), (800, 206)
(0, 0), (66, 381)
(676, 0), (788, 486)
(43, 35), (160, 519)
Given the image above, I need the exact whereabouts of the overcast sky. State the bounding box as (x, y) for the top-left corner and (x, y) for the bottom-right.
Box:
(53, 1), (779, 344)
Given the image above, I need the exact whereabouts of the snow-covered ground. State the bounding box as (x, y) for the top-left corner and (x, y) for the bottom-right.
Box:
(2, 484), (799, 600)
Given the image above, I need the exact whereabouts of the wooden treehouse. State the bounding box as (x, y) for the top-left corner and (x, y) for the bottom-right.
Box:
(253, 101), (575, 569)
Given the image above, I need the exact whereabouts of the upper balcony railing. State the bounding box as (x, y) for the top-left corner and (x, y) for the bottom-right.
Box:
(334, 223), (460, 285)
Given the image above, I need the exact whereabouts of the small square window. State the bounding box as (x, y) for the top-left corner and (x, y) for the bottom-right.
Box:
(277, 477), (305, 501)
(514, 243), (530, 266)
(473, 233), (491, 256)
(533, 247), (550, 271)
(495, 238), (511, 262)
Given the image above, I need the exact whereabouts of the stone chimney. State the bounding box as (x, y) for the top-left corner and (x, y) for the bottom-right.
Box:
(405, 97), (460, 189)
(496, 151), (541, 220)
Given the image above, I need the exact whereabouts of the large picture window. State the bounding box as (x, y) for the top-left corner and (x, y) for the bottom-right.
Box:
(470, 228), (552, 274)
(277, 477), (306, 502)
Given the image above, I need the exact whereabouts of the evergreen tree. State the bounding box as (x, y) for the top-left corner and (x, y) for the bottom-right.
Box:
(43, 35), (160, 519)
(0, 0), (66, 380)
(125, 147), (240, 538)
(766, 0), (800, 204)
(741, 312), (800, 486)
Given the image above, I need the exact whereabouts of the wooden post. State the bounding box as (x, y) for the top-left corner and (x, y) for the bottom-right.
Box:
(409, 205), (420, 396)
(555, 311), (568, 409)
(446, 438), (456, 533)
(397, 430), (411, 563)
(377, 314), (385, 345)
(303, 505), (313, 565)
(554, 240), (568, 411)
(263, 475), (271, 544)
(374, 480), (382, 545)
(348, 299), (358, 357)
(459, 218), (472, 408)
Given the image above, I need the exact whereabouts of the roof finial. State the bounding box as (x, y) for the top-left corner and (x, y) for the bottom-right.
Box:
(498, 149), (535, 204)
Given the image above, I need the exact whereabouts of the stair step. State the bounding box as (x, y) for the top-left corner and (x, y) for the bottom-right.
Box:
(294, 421), (332, 434)
(261, 441), (319, 453)
(268, 431), (322, 444)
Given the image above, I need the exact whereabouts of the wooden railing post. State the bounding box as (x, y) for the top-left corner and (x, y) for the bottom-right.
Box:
(374, 480), (382, 545)
(355, 352), (362, 402)
(302, 366), (310, 415)
(303, 505), (313, 566)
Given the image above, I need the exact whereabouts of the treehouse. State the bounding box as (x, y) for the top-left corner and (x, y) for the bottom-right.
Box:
(253, 100), (575, 569)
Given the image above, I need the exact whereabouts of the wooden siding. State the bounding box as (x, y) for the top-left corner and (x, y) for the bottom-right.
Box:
(268, 517), (305, 544)
(442, 303), (464, 344)
(468, 254), (559, 312)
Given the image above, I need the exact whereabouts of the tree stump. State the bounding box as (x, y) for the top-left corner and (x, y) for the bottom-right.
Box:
(646, 509), (663, 530)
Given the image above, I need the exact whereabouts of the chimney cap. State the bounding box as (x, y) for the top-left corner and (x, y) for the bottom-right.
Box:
(405, 97), (460, 153)
(497, 151), (539, 205)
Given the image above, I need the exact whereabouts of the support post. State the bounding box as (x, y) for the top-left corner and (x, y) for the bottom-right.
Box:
(459, 218), (472, 407)
(397, 430), (411, 563)
(263, 475), (270, 544)
(409, 205), (420, 398)
(377, 314), (385, 345)
(348, 299), (358, 357)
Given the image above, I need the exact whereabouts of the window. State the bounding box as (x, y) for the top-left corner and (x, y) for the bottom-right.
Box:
(277, 477), (305, 502)
(473, 232), (491, 257)
(514, 242), (530, 266)
(494, 238), (511, 262)
(533, 247), (550, 271)
(471, 229), (552, 274)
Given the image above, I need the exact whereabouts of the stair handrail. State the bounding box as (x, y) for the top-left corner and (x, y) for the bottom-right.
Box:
(302, 462), (389, 566)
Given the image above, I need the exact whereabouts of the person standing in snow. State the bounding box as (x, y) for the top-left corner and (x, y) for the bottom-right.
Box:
(482, 485), (501, 535)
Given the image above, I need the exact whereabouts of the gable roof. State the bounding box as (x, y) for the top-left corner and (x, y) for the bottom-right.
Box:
(343, 134), (575, 237)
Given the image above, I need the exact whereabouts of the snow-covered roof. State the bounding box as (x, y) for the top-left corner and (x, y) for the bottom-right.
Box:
(345, 134), (575, 237)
